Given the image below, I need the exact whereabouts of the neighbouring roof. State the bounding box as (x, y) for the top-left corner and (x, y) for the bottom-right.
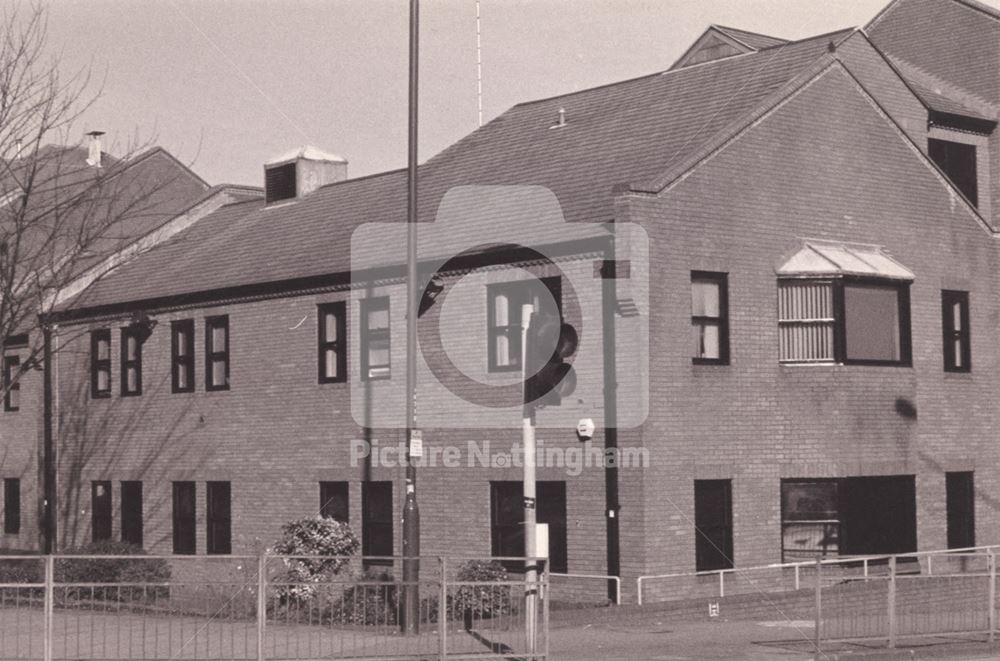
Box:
(712, 25), (789, 50)
(67, 27), (859, 313)
(777, 241), (915, 280)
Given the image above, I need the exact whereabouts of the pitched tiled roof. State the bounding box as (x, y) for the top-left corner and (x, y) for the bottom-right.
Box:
(67, 28), (855, 313)
(712, 25), (789, 50)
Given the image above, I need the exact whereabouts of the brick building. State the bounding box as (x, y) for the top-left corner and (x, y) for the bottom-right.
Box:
(5, 0), (1000, 603)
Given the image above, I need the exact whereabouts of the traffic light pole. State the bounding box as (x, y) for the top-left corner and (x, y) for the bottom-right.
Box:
(521, 303), (538, 654)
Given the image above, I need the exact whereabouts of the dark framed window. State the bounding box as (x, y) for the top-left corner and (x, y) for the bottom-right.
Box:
(490, 481), (568, 573)
(205, 316), (230, 391)
(929, 138), (978, 207)
(779, 278), (911, 366)
(361, 481), (393, 565)
(360, 298), (390, 381)
(691, 272), (729, 364)
(120, 481), (143, 547)
(206, 481), (231, 554)
(92, 480), (112, 542)
(487, 278), (562, 372)
(319, 481), (349, 521)
(3, 478), (20, 535)
(172, 481), (196, 554)
(780, 479), (839, 561)
(694, 480), (733, 571)
(946, 472), (975, 549)
(318, 302), (347, 383)
(3, 355), (19, 412)
(171, 320), (195, 393)
(120, 326), (143, 396)
(90, 329), (111, 398)
(942, 290), (971, 372)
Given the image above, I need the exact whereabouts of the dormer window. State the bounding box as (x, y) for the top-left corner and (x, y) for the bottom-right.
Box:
(929, 138), (978, 207)
(264, 162), (296, 204)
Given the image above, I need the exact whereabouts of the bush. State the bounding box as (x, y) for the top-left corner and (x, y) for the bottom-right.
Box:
(330, 568), (398, 625)
(56, 540), (170, 602)
(270, 516), (359, 602)
(452, 560), (513, 627)
(0, 549), (41, 585)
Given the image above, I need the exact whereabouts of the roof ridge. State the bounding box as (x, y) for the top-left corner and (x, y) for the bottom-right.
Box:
(711, 24), (789, 43)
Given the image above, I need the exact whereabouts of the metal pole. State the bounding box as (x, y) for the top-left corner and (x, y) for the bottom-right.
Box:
(439, 557), (447, 660)
(888, 555), (897, 649)
(988, 549), (996, 643)
(42, 325), (55, 553)
(402, 0), (421, 635)
(813, 556), (821, 661)
(43, 554), (53, 661)
(521, 303), (537, 655)
(257, 553), (266, 661)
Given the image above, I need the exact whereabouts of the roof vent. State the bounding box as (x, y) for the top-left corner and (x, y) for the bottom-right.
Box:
(550, 107), (567, 129)
(264, 146), (348, 204)
(85, 130), (105, 168)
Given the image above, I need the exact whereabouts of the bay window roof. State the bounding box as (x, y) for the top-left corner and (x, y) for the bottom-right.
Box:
(776, 240), (914, 281)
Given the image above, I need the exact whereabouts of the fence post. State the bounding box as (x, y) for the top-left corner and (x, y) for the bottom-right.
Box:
(989, 549), (996, 644)
(719, 571), (725, 598)
(43, 555), (53, 661)
(795, 565), (800, 591)
(439, 557), (447, 661)
(888, 556), (897, 649)
(257, 553), (266, 661)
(814, 556), (822, 661)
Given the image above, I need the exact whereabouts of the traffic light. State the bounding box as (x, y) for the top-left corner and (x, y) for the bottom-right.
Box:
(524, 309), (578, 408)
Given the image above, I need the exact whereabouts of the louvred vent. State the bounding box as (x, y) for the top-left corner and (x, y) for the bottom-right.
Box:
(265, 163), (296, 203)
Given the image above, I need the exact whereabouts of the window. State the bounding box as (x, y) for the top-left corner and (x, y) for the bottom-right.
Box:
(90, 329), (111, 398)
(318, 302), (347, 383)
(3, 355), (19, 412)
(487, 278), (562, 372)
(694, 480), (733, 571)
(172, 482), (196, 554)
(780, 480), (839, 561)
(946, 472), (975, 549)
(171, 320), (195, 393)
(691, 272), (729, 364)
(942, 290), (971, 372)
(206, 481), (231, 554)
(120, 326), (143, 396)
(360, 298), (390, 381)
(120, 481), (143, 547)
(319, 481), (349, 521)
(490, 481), (568, 573)
(205, 316), (230, 391)
(779, 279), (911, 365)
(92, 481), (112, 542)
(929, 138), (978, 207)
(361, 481), (393, 565)
(3, 478), (20, 535)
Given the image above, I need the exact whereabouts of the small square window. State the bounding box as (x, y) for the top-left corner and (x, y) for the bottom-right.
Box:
(691, 272), (729, 365)
(3, 355), (20, 412)
(205, 316), (230, 391)
(90, 329), (111, 398)
(318, 302), (347, 383)
(942, 290), (971, 373)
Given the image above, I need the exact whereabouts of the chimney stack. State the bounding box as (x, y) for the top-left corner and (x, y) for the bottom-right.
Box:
(85, 130), (105, 168)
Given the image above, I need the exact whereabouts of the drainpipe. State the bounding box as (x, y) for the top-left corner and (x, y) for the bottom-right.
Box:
(601, 224), (621, 603)
(42, 324), (55, 553)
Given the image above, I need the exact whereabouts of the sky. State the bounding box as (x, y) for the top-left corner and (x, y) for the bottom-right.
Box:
(39, 0), (1000, 186)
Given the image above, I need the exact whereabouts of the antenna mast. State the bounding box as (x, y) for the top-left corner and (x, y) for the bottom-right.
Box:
(476, 0), (483, 127)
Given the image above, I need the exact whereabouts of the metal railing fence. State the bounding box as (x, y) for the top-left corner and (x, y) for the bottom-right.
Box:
(0, 554), (549, 661)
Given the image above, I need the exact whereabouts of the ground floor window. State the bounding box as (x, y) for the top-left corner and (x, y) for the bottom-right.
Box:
(490, 481), (567, 573)
(120, 481), (143, 548)
(362, 481), (393, 566)
(694, 479), (733, 571)
(172, 482), (196, 554)
(320, 481), (349, 522)
(3, 478), (19, 535)
(206, 481), (231, 555)
(781, 476), (916, 562)
(92, 481), (112, 542)
(946, 472), (975, 549)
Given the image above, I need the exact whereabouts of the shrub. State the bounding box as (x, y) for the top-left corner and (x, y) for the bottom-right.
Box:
(56, 540), (170, 602)
(330, 568), (398, 625)
(0, 549), (41, 585)
(270, 516), (359, 602)
(452, 560), (513, 627)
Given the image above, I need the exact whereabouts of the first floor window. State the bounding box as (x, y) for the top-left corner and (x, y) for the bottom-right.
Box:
(205, 316), (230, 391)
(942, 290), (971, 372)
(172, 482), (196, 554)
(120, 326), (143, 396)
(120, 481), (143, 547)
(360, 298), (390, 381)
(779, 279), (911, 365)
(946, 472), (975, 549)
(691, 272), (729, 364)
(929, 138), (978, 207)
(91, 329), (111, 398)
(694, 480), (733, 571)
(362, 481), (393, 565)
(92, 481), (112, 542)
(487, 277), (562, 372)
(3, 478), (20, 535)
(206, 481), (231, 554)
(3, 355), (19, 412)
(318, 302), (347, 383)
(490, 481), (568, 573)
(171, 320), (195, 393)
(320, 481), (349, 521)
